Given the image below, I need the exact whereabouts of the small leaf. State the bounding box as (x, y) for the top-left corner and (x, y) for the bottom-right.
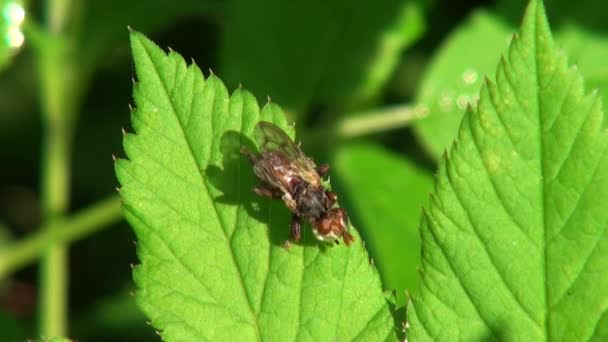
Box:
(220, 0), (426, 111)
(408, 1), (608, 340)
(334, 143), (433, 302)
(117, 31), (398, 341)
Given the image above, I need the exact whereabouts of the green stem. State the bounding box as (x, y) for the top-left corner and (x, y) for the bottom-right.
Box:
(0, 197), (123, 279)
(335, 104), (426, 138)
(38, 0), (82, 337)
(303, 104), (426, 146)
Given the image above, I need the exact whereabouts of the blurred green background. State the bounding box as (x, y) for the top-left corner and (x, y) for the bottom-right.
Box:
(0, 0), (606, 340)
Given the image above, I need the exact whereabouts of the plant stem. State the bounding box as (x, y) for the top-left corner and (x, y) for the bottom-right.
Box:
(303, 104), (427, 146)
(335, 104), (426, 138)
(0, 197), (123, 279)
(38, 0), (82, 337)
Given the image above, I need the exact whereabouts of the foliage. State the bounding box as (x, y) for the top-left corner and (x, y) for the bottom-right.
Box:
(408, 1), (608, 340)
(0, 0), (607, 340)
(115, 32), (398, 340)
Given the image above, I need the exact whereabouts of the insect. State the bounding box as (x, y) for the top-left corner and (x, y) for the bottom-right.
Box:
(241, 121), (354, 247)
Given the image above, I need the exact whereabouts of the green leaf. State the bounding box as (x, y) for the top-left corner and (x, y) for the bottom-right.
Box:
(408, 0), (608, 340)
(556, 24), (608, 115)
(497, 0), (608, 32)
(116, 31), (398, 341)
(220, 0), (426, 111)
(413, 9), (608, 161)
(412, 10), (513, 160)
(334, 143), (432, 302)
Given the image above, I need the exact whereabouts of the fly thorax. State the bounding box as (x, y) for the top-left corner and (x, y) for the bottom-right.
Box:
(294, 184), (327, 219)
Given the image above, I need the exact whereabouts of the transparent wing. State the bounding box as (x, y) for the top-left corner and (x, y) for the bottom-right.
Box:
(254, 121), (302, 159)
(253, 121), (319, 181)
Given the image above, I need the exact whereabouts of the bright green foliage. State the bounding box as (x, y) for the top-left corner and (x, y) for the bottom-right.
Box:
(334, 143), (432, 302)
(116, 31), (398, 341)
(408, 0), (608, 340)
(413, 9), (608, 161)
(220, 0), (426, 111)
(498, 0), (608, 31)
(557, 24), (608, 114)
(413, 10), (513, 160)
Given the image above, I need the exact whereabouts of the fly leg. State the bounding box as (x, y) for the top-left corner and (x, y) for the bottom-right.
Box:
(283, 214), (302, 249)
(325, 190), (338, 207)
(317, 163), (330, 177)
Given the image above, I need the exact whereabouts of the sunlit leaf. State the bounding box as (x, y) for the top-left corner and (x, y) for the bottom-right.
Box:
(116, 31), (399, 341)
(408, 1), (608, 340)
(413, 8), (608, 160)
(412, 10), (512, 160)
(498, 0), (608, 32)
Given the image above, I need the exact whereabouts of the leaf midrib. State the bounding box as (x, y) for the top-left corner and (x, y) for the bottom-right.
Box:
(530, 6), (549, 340)
(137, 39), (262, 340)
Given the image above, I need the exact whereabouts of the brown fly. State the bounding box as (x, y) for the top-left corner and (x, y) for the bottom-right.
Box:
(241, 121), (354, 247)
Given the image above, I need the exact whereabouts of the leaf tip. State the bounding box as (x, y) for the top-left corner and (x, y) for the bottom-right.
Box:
(208, 67), (214, 75)
(267, 95), (272, 103)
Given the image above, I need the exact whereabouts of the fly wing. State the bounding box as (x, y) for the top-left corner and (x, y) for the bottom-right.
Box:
(253, 121), (320, 185)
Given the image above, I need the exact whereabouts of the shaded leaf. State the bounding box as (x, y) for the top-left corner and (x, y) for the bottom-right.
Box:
(334, 143), (432, 303)
(78, 0), (219, 76)
(220, 0), (426, 112)
(408, 1), (608, 340)
(116, 31), (398, 341)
